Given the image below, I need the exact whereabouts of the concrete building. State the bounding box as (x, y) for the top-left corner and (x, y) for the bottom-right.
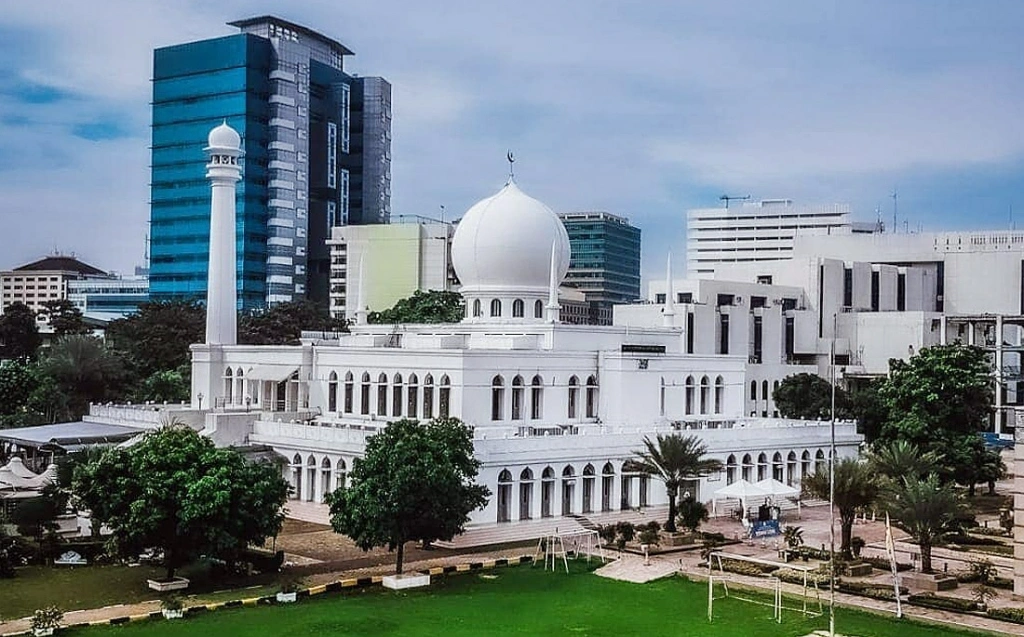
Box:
(686, 199), (878, 279)
(149, 15), (391, 309)
(327, 219), (456, 321)
(558, 212), (641, 325)
(66, 269), (149, 323)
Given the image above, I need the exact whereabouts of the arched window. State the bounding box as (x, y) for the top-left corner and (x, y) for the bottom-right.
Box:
(815, 449), (826, 473)
(497, 469), (513, 523)
(491, 376), (505, 421)
(801, 450), (812, 478)
(585, 375), (599, 419)
(741, 453), (753, 482)
(439, 375), (451, 418)
(512, 299), (524, 318)
(601, 462), (615, 512)
(659, 377), (666, 417)
(320, 457), (333, 502)
(343, 372), (354, 413)
(786, 451), (798, 486)
(772, 452), (784, 482)
(223, 367), (233, 404)
(392, 373), (403, 417)
(472, 299), (482, 317)
(714, 376), (724, 414)
(699, 376), (709, 414)
(567, 376), (579, 419)
(762, 380), (770, 403)
(561, 465), (576, 516)
(541, 466), (555, 518)
(511, 375), (524, 420)
(757, 452), (769, 481)
(336, 459), (347, 491)
(423, 374), (434, 419)
(582, 464), (595, 513)
(360, 372), (371, 415)
(490, 299), (502, 317)
(520, 468), (534, 481)
(235, 367), (244, 405)
(530, 375), (543, 420)
(685, 376), (695, 415)
(726, 454), (737, 484)
(327, 371), (338, 413)
(377, 373), (388, 416)
(407, 373), (418, 418)
(750, 380), (757, 401)
(535, 299), (544, 318)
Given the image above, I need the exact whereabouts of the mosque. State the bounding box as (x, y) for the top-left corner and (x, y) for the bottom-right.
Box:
(178, 122), (862, 529)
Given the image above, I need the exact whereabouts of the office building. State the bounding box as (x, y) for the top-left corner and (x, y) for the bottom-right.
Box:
(686, 199), (878, 279)
(558, 212), (641, 325)
(67, 269), (149, 322)
(1, 256), (108, 329)
(149, 15), (391, 310)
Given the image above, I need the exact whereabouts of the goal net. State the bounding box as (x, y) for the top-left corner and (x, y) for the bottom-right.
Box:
(706, 551), (823, 624)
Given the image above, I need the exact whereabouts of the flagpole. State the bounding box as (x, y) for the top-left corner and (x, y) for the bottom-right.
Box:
(829, 312), (837, 637)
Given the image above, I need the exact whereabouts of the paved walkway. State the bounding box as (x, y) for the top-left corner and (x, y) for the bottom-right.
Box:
(595, 553), (678, 583)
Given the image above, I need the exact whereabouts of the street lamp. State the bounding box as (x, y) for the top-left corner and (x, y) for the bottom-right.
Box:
(198, 392), (204, 410)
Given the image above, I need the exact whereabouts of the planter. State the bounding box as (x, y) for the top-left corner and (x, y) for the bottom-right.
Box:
(147, 577), (190, 592)
(845, 562), (873, 577)
(382, 573), (430, 590)
(32, 629), (54, 637)
(161, 609), (185, 620)
(660, 532), (695, 547)
(275, 592), (297, 603)
(902, 572), (958, 592)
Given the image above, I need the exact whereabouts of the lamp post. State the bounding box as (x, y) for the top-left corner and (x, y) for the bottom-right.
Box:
(829, 313), (837, 637)
(198, 392), (204, 411)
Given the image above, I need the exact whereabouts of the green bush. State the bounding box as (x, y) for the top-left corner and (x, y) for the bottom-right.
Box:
(861, 555), (913, 572)
(774, 568), (830, 587)
(700, 531), (726, 543)
(944, 533), (1006, 547)
(838, 580), (908, 600)
(907, 593), (978, 613)
(239, 548), (284, 573)
(988, 607), (1024, 624)
(971, 526), (1011, 538)
(715, 558), (778, 577)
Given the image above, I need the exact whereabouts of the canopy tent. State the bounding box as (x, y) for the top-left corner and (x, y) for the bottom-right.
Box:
(711, 479), (769, 514)
(753, 478), (800, 499)
(245, 366), (299, 383)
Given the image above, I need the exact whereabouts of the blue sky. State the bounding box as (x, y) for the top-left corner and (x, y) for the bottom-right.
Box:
(1, 1), (1022, 281)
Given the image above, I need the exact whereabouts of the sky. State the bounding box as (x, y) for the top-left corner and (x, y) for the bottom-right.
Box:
(1, 0), (1023, 281)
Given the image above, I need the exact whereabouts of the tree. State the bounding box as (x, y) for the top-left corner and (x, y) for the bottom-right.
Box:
(847, 380), (888, 443)
(239, 300), (348, 345)
(0, 359), (38, 417)
(884, 474), (962, 574)
(36, 299), (89, 337)
(0, 302), (41, 360)
(676, 495), (709, 534)
(38, 335), (124, 420)
(624, 434), (722, 533)
(0, 526), (22, 578)
(105, 300), (205, 379)
(773, 373), (849, 421)
(368, 290), (465, 324)
(73, 425), (289, 580)
(12, 495), (59, 543)
(801, 458), (879, 558)
(132, 368), (190, 404)
(327, 418), (489, 574)
(865, 440), (943, 485)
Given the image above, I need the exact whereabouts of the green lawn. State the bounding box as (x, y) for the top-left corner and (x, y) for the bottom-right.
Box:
(69, 563), (983, 637)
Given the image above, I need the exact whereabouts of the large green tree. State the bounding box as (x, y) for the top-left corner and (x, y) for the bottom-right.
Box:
(847, 379), (889, 443)
(0, 302), (41, 360)
(624, 434), (722, 533)
(865, 440), (943, 485)
(131, 368), (190, 404)
(36, 299), (90, 337)
(239, 300), (348, 345)
(884, 474), (962, 574)
(327, 418), (489, 574)
(773, 373), (850, 421)
(106, 300), (205, 378)
(73, 425), (289, 580)
(801, 458), (879, 558)
(38, 335), (124, 420)
(368, 290), (465, 324)
(0, 359), (38, 422)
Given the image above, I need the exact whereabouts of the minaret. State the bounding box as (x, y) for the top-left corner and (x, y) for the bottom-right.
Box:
(662, 252), (675, 327)
(204, 122), (242, 345)
(354, 255), (368, 325)
(545, 241), (561, 323)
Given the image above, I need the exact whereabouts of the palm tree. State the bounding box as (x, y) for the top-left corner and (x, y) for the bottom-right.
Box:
(865, 440), (942, 484)
(801, 457), (879, 558)
(885, 474), (962, 574)
(624, 434), (722, 533)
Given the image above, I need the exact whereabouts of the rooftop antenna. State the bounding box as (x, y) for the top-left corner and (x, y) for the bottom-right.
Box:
(440, 204), (446, 224)
(507, 151), (515, 182)
(719, 194), (751, 209)
(875, 205), (883, 233)
(891, 188), (898, 234)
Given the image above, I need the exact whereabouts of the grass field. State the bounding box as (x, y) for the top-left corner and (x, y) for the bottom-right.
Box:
(68, 563), (983, 637)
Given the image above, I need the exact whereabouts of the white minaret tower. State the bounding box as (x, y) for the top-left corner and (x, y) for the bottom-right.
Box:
(204, 122), (242, 345)
(545, 241), (561, 323)
(662, 252), (676, 327)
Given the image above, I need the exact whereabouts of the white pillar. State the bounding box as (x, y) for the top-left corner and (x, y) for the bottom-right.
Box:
(545, 241), (561, 323)
(663, 253), (675, 327)
(204, 122), (242, 346)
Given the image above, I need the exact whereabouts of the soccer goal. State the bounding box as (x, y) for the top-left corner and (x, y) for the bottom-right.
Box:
(706, 551), (823, 624)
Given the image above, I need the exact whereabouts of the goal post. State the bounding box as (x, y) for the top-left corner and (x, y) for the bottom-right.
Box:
(706, 551), (823, 624)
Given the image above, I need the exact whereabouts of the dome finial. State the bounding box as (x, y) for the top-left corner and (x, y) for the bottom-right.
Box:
(506, 150), (515, 183)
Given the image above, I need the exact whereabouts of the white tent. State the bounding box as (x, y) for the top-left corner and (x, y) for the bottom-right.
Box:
(711, 479), (769, 514)
(753, 478), (800, 499)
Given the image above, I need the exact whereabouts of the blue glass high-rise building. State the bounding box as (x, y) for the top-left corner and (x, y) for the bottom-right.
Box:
(558, 212), (641, 324)
(150, 16), (391, 309)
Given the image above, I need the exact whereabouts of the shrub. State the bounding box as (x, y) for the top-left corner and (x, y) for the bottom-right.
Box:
(643, 520), (661, 533)
(716, 558), (778, 577)
(839, 580), (908, 598)
(988, 607), (1024, 624)
(676, 498), (709, 534)
(597, 525), (617, 546)
(31, 606), (63, 631)
(637, 528), (660, 547)
(774, 568), (830, 587)
(850, 536), (865, 558)
(907, 593), (978, 613)
(239, 548), (284, 573)
(615, 522), (636, 543)
(160, 594), (184, 611)
(971, 526), (1010, 538)
(862, 555), (913, 572)
(944, 533), (1006, 547)
(701, 531), (726, 543)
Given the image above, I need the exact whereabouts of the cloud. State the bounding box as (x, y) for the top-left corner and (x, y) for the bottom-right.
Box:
(0, 0), (1022, 282)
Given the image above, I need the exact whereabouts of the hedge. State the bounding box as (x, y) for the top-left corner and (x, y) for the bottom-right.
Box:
(987, 607), (1024, 624)
(944, 533), (1007, 547)
(907, 593), (978, 613)
(715, 558), (778, 577)
(861, 555), (913, 572)
(774, 568), (830, 587)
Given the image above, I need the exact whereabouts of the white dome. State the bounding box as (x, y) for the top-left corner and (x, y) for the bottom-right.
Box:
(207, 122), (241, 150)
(452, 180), (570, 294)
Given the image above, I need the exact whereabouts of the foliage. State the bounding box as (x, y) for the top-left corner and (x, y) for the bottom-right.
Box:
(37, 299), (90, 337)
(327, 418), (488, 574)
(847, 379), (889, 443)
(861, 554), (914, 572)
(987, 606), (1024, 624)
(783, 525), (804, 551)
(801, 458), (879, 558)
(637, 527), (660, 547)
(907, 592), (978, 613)
(865, 440), (943, 484)
(37, 335), (125, 420)
(0, 526), (24, 578)
(624, 434), (722, 532)
(368, 290), (465, 325)
(161, 594), (184, 611)
(132, 367), (190, 404)
(850, 536), (866, 557)
(105, 300), (205, 379)
(277, 574), (303, 594)
(772, 373), (849, 421)
(883, 474), (962, 574)
(12, 496), (60, 542)
(239, 300), (347, 345)
(0, 302), (41, 360)
(73, 425), (289, 580)
(30, 605), (64, 631)
(0, 358), (40, 424)
(676, 496), (709, 534)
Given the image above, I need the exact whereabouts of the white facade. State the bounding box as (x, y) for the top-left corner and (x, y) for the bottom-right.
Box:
(175, 175), (861, 528)
(686, 199), (878, 279)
